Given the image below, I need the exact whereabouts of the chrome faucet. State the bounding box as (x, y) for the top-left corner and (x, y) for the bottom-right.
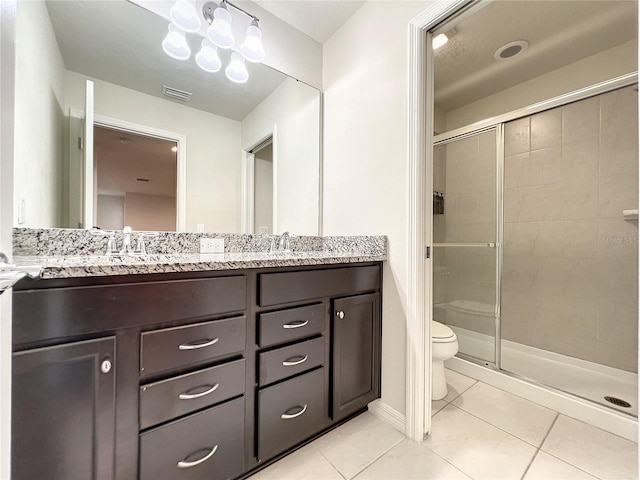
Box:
(120, 226), (134, 255)
(277, 231), (296, 252)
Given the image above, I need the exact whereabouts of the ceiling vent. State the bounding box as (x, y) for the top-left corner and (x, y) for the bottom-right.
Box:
(494, 40), (528, 61)
(162, 85), (192, 102)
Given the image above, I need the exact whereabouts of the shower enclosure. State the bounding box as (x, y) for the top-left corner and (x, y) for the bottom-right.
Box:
(432, 81), (639, 416)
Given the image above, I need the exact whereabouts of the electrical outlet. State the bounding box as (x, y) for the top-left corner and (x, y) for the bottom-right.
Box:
(196, 224), (205, 233)
(200, 237), (224, 254)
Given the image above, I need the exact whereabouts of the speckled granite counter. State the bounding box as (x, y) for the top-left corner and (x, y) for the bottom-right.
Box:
(13, 228), (387, 279)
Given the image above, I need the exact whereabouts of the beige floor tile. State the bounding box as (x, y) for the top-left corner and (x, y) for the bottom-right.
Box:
(524, 451), (599, 480)
(423, 404), (537, 480)
(452, 382), (557, 446)
(354, 439), (471, 480)
(247, 443), (344, 480)
(541, 415), (638, 480)
(431, 399), (447, 416)
(440, 368), (477, 403)
(314, 411), (405, 479)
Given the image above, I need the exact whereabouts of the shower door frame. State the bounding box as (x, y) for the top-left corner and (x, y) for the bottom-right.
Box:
(432, 125), (504, 367)
(430, 72), (638, 371)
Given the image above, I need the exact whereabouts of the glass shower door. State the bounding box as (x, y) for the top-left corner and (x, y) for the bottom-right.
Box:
(432, 128), (500, 364)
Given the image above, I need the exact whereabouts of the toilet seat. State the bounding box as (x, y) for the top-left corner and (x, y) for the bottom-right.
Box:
(432, 321), (457, 343)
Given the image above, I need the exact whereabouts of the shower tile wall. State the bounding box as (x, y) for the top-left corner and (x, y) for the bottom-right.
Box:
(502, 85), (638, 372)
(433, 131), (497, 336)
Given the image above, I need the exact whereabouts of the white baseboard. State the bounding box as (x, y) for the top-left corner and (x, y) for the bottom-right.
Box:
(368, 399), (406, 434)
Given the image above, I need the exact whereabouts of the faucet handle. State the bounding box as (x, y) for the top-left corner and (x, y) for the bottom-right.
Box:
(135, 232), (159, 256)
(90, 229), (119, 255)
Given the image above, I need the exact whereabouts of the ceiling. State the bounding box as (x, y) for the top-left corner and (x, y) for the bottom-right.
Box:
(434, 0), (638, 112)
(46, 0), (288, 121)
(252, 0), (366, 44)
(95, 126), (177, 197)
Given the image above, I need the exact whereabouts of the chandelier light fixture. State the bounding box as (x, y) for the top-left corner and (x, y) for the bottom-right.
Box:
(162, 0), (265, 84)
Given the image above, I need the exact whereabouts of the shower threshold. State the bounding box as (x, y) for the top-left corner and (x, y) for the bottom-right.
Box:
(450, 326), (638, 417)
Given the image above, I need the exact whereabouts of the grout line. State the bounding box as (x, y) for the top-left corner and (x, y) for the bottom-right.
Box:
(519, 413), (560, 480)
(445, 403), (552, 449)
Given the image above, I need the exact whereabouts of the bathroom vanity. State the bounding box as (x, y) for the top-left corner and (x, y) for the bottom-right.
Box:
(10, 234), (385, 480)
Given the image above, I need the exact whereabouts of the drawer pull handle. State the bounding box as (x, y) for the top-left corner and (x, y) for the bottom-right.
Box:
(281, 404), (308, 420)
(282, 320), (309, 329)
(176, 445), (218, 469)
(178, 383), (220, 400)
(179, 337), (219, 350)
(282, 355), (308, 367)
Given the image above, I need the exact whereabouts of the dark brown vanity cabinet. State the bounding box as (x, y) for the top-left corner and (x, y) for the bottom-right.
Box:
(11, 262), (382, 480)
(12, 337), (116, 480)
(332, 293), (380, 421)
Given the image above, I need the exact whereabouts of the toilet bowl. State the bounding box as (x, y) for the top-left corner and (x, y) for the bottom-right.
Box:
(432, 321), (459, 400)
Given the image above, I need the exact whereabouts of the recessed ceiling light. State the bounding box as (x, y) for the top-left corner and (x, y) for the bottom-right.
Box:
(433, 33), (449, 50)
(494, 40), (528, 61)
(171, 146), (178, 153)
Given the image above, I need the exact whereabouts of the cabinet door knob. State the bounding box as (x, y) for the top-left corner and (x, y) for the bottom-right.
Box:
(336, 311), (345, 319)
(100, 359), (112, 374)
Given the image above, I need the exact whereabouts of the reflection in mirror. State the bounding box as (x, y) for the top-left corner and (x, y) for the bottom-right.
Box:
(94, 126), (178, 231)
(14, 0), (320, 234)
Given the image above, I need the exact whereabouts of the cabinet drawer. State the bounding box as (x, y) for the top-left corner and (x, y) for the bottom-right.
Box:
(141, 316), (246, 377)
(259, 303), (325, 347)
(258, 368), (325, 461)
(259, 265), (380, 306)
(140, 397), (245, 480)
(140, 359), (245, 429)
(13, 275), (247, 346)
(259, 337), (324, 387)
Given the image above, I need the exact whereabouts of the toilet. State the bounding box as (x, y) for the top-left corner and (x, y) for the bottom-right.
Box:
(432, 321), (459, 400)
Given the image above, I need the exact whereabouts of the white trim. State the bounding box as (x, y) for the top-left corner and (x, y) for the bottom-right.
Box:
(446, 356), (638, 442)
(406, 0), (471, 442)
(434, 73), (637, 144)
(242, 152), (255, 233)
(83, 80), (94, 229)
(0, 1), (16, 476)
(368, 399), (406, 434)
(272, 124), (278, 234)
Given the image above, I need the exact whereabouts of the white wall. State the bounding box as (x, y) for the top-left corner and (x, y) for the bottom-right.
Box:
(125, 192), (176, 232)
(323, 0), (434, 416)
(96, 194), (124, 230)
(242, 78), (320, 235)
(14, 0), (66, 227)
(446, 40), (638, 131)
(64, 71), (242, 233)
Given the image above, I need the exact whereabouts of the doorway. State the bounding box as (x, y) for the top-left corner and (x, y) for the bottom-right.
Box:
(253, 141), (273, 234)
(93, 125), (178, 231)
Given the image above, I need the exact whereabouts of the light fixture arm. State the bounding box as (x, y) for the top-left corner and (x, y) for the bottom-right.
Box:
(202, 1), (259, 25)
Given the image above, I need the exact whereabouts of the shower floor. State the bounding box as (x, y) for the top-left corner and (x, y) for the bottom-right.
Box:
(451, 326), (638, 417)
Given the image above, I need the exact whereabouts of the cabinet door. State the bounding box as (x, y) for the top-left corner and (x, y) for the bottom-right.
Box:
(332, 293), (380, 421)
(12, 337), (116, 480)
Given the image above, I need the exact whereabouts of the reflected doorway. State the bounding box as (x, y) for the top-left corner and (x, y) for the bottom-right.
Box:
(253, 141), (273, 234)
(93, 125), (177, 231)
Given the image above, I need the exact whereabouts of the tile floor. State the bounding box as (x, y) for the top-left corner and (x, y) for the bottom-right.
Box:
(248, 369), (638, 480)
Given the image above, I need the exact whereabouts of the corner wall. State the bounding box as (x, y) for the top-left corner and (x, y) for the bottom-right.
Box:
(14, 0), (66, 227)
(323, 0), (434, 417)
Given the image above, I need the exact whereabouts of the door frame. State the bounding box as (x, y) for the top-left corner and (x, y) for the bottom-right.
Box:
(406, 0), (472, 441)
(70, 109), (187, 231)
(242, 126), (277, 234)
(0, 0), (16, 475)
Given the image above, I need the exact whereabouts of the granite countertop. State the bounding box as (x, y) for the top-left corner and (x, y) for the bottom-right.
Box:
(12, 228), (387, 279)
(14, 250), (386, 279)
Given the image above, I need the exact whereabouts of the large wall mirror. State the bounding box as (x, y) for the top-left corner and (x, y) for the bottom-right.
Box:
(14, 0), (321, 234)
